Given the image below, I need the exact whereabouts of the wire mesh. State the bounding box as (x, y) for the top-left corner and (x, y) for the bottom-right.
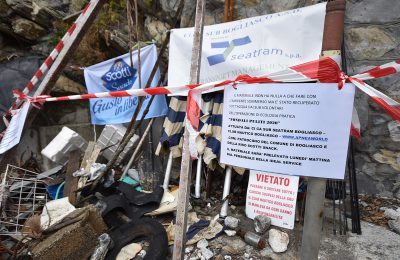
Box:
(0, 164), (49, 235)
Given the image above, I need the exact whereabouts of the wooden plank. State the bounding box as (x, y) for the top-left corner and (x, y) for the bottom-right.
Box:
(300, 1), (346, 259)
(63, 150), (81, 205)
(78, 141), (101, 188)
(172, 0), (206, 259)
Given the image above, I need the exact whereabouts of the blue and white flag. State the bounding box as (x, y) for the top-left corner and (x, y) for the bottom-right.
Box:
(84, 44), (168, 124)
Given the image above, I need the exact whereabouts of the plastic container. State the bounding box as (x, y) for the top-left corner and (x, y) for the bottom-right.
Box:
(96, 124), (139, 163)
(41, 127), (88, 165)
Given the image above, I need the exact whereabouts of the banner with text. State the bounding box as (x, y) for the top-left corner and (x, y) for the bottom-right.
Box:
(84, 44), (168, 124)
(0, 102), (29, 154)
(220, 83), (355, 179)
(246, 171), (299, 229)
(168, 3), (326, 95)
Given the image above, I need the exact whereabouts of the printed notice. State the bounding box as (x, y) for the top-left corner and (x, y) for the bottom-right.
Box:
(0, 102), (30, 154)
(246, 171), (299, 229)
(220, 83), (355, 179)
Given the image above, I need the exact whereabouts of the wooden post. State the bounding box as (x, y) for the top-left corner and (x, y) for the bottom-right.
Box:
(63, 150), (81, 205)
(172, 0), (206, 259)
(300, 1), (346, 259)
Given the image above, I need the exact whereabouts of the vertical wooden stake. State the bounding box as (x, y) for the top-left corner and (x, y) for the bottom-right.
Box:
(301, 1), (346, 259)
(173, 0), (206, 259)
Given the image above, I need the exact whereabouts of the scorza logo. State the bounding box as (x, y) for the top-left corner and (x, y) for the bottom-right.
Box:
(101, 58), (137, 91)
(206, 36), (251, 66)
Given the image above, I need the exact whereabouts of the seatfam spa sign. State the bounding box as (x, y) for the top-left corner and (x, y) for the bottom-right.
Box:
(220, 83), (355, 179)
(168, 3), (326, 95)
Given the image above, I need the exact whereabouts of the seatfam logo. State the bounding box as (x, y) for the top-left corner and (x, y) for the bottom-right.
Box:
(101, 58), (137, 91)
(207, 36), (252, 66)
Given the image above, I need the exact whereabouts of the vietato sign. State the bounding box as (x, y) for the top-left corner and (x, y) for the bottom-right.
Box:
(246, 171), (299, 229)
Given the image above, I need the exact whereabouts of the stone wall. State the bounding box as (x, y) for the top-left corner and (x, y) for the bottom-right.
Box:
(344, 0), (400, 198)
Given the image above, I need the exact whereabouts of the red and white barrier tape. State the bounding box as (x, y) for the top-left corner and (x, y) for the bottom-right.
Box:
(7, 57), (400, 155)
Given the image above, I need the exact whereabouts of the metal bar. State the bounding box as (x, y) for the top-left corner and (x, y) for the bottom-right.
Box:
(194, 156), (202, 198)
(301, 1), (346, 258)
(331, 180), (336, 235)
(173, 0), (205, 258)
(120, 117), (155, 179)
(163, 152), (173, 190)
(220, 166), (232, 218)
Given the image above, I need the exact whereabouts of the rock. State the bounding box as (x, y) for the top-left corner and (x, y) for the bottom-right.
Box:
(374, 151), (400, 172)
(145, 16), (170, 45)
(224, 230), (236, 237)
(200, 247), (213, 260)
(11, 16), (46, 40)
(224, 216), (240, 229)
(70, 0), (87, 13)
(224, 256), (232, 260)
(180, 0), (196, 27)
(6, 0), (62, 27)
(116, 243), (142, 260)
(221, 245), (240, 255)
(185, 246), (194, 254)
(197, 239), (208, 249)
(214, 255), (223, 260)
(383, 208), (400, 220)
(268, 229), (289, 253)
(388, 217), (400, 234)
(53, 75), (87, 95)
(260, 247), (274, 257)
(388, 121), (400, 142)
(137, 250), (146, 258)
(345, 27), (396, 60)
(266, 0), (300, 13)
(0, 0), (13, 18)
(346, 0), (400, 24)
(254, 215), (271, 234)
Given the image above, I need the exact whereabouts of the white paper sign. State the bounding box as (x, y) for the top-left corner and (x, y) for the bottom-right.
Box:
(168, 3), (326, 94)
(246, 171), (299, 229)
(0, 102), (30, 154)
(220, 83), (355, 179)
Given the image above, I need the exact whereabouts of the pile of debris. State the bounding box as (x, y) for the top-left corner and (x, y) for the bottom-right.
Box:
(0, 125), (175, 259)
(0, 120), (293, 259)
(359, 194), (400, 234)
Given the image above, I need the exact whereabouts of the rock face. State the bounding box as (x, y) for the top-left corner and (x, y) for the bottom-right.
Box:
(268, 229), (289, 253)
(11, 16), (46, 40)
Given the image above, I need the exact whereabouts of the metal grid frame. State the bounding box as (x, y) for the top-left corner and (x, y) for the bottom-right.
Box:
(0, 164), (49, 235)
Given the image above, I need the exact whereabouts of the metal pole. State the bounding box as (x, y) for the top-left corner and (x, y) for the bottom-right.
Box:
(220, 166), (232, 218)
(163, 152), (173, 190)
(173, 0), (205, 259)
(120, 118), (154, 179)
(300, 1), (346, 259)
(194, 155), (202, 198)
